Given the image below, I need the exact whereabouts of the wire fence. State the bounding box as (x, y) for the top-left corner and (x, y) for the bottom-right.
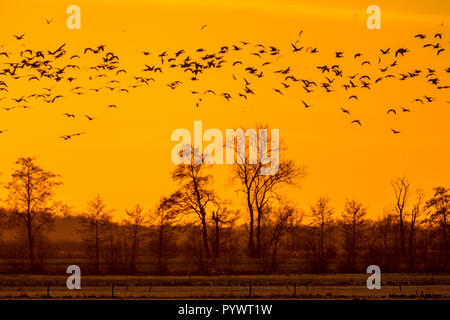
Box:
(0, 281), (449, 299)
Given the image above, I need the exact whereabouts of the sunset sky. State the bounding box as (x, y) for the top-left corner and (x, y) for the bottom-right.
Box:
(0, 0), (449, 220)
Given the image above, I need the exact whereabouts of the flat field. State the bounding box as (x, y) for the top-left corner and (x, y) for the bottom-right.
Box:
(0, 274), (449, 299)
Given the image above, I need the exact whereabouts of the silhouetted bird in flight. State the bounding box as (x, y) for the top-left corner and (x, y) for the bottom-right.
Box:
(291, 43), (303, 52)
(0, 26), (447, 140)
(60, 132), (86, 140)
(387, 109), (396, 115)
(301, 100), (311, 108)
(395, 48), (408, 57)
(273, 88), (283, 95)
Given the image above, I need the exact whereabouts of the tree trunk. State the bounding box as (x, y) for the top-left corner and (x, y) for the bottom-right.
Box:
(190, 165), (210, 259)
(95, 223), (100, 274)
(271, 240), (279, 272)
(158, 224), (163, 274)
(400, 218), (405, 265)
(320, 220), (324, 263)
(256, 209), (262, 257)
(442, 214), (448, 269)
(130, 228), (137, 274)
(214, 218), (220, 259)
(409, 221), (415, 272)
(247, 194), (255, 257)
(201, 216), (210, 258)
(352, 218), (356, 272)
(27, 196), (35, 272)
(27, 217), (35, 272)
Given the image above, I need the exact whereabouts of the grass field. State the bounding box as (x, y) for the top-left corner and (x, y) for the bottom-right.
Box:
(0, 274), (449, 299)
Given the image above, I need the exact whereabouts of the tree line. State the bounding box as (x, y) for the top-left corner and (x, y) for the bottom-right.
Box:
(0, 157), (448, 274)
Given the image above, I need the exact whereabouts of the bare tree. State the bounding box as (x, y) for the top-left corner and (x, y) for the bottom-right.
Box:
(104, 221), (121, 272)
(78, 195), (113, 274)
(261, 203), (299, 272)
(210, 200), (238, 268)
(341, 199), (367, 272)
(408, 189), (425, 271)
(378, 211), (396, 269)
(229, 129), (305, 257)
(172, 160), (215, 259)
(391, 176), (410, 264)
(151, 193), (180, 275)
(5, 157), (62, 271)
(426, 186), (449, 270)
(123, 204), (147, 274)
(0, 206), (6, 237)
(308, 196), (335, 272)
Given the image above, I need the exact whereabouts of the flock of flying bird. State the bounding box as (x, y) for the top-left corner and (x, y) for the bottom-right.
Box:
(0, 23), (449, 140)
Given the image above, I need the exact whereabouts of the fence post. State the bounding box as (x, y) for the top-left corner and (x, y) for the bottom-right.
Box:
(47, 283), (50, 298)
(112, 283), (115, 298)
(293, 283), (297, 298)
(249, 281), (252, 297)
(149, 282), (152, 292)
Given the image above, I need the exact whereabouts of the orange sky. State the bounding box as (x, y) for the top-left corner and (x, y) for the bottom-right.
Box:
(0, 0), (449, 220)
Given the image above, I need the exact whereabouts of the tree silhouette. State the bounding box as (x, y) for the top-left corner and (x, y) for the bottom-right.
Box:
(151, 193), (180, 275)
(2, 156), (450, 274)
(308, 196), (335, 273)
(4, 157), (62, 272)
(261, 202), (298, 272)
(78, 195), (113, 274)
(229, 128), (305, 257)
(426, 186), (450, 269)
(408, 189), (425, 271)
(0, 206), (6, 241)
(210, 199), (238, 268)
(378, 211), (396, 269)
(123, 204), (147, 274)
(172, 155), (215, 259)
(391, 176), (410, 266)
(341, 199), (367, 272)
